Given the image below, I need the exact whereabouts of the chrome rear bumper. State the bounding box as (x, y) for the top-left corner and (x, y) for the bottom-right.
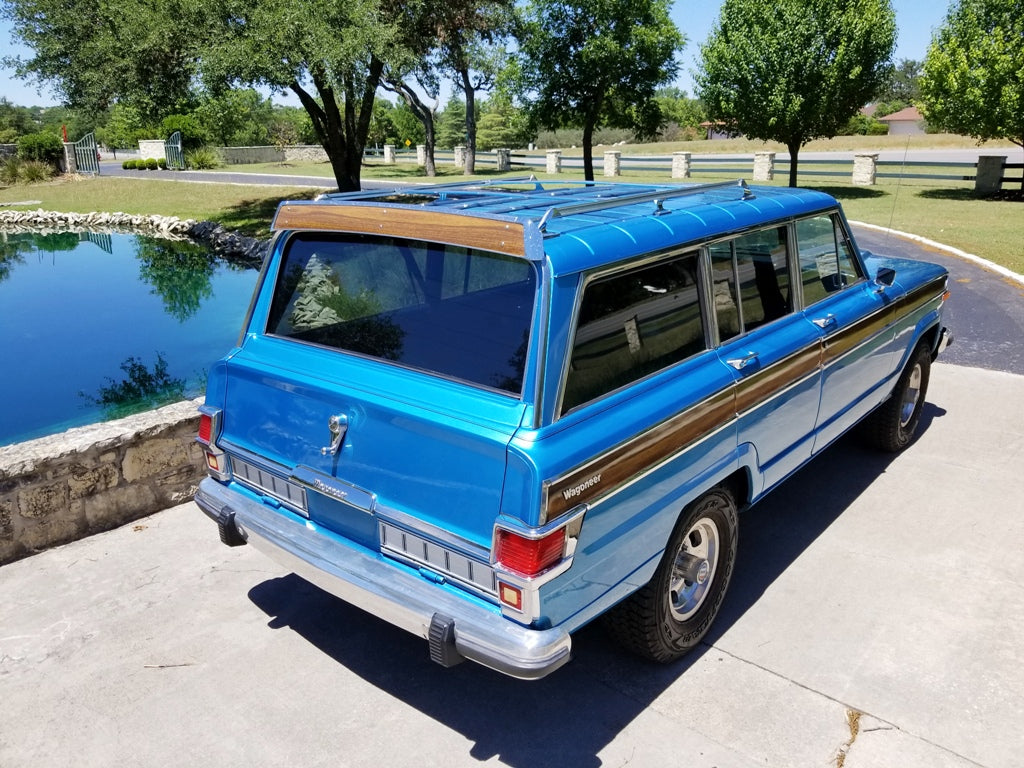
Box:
(195, 478), (572, 680)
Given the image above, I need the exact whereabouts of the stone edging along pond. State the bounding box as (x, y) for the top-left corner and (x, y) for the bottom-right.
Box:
(0, 211), (271, 565)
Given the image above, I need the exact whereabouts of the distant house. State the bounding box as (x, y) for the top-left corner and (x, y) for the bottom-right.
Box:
(700, 121), (741, 140)
(877, 106), (926, 136)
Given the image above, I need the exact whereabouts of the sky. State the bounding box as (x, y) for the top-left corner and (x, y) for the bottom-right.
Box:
(0, 0), (952, 109)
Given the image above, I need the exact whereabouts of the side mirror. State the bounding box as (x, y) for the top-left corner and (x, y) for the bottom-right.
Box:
(875, 267), (896, 288)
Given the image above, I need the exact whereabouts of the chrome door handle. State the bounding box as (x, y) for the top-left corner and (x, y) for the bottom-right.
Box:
(812, 314), (837, 329)
(726, 351), (759, 370)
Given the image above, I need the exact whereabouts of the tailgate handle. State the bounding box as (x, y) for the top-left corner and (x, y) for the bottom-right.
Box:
(320, 413), (349, 456)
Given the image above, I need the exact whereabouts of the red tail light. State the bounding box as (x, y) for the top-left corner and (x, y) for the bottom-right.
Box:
(198, 413), (213, 444)
(495, 528), (566, 577)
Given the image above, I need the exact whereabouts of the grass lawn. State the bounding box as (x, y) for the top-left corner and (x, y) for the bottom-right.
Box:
(2, 148), (1021, 275)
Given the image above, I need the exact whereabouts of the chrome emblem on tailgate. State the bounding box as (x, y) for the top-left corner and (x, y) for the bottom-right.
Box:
(291, 466), (376, 514)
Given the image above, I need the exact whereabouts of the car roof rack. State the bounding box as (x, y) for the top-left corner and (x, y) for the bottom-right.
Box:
(537, 179), (751, 231)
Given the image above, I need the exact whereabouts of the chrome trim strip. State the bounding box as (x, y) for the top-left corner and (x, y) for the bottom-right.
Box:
(196, 478), (571, 680)
(229, 455), (308, 515)
(379, 520), (498, 598)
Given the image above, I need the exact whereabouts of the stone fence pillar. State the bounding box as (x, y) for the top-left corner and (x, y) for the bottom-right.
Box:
(604, 150), (621, 177)
(753, 151), (775, 181)
(852, 153), (879, 186)
(975, 155), (1006, 196)
(672, 152), (692, 179)
(383, 144), (396, 163)
(454, 145), (466, 168)
(546, 150), (562, 174)
(495, 148), (511, 172)
(416, 144), (427, 166)
(62, 142), (77, 174)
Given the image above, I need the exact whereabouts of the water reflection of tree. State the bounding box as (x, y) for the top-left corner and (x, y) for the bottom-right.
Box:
(0, 231), (102, 283)
(135, 236), (216, 322)
(0, 236), (26, 283)
(80, 352), (186, 420)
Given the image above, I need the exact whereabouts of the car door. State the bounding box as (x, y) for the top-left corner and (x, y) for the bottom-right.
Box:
(795, 213), (901, 451)
(710, 225), (824, 493)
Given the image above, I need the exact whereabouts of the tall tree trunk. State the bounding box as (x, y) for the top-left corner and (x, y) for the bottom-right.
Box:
(787, 140), (800, 188)
(582, 119), (595, 181)
(459, 68), (477, 176)
(385, 79), (438, 176)
(291, 59), (383, 192)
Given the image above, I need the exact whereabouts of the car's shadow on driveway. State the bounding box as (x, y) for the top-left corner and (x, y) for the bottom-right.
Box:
(246, 403), (945, 768)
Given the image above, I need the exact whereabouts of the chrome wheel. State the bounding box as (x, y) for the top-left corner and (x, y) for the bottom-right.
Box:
(899, 362), (923, 428)
(668, 516), (720, 621)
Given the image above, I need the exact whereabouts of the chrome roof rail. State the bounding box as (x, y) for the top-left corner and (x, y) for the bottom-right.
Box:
(537, 179), (751, 231)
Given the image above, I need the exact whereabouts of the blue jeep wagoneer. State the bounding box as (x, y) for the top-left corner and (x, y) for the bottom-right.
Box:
(195, 178), (952, 679)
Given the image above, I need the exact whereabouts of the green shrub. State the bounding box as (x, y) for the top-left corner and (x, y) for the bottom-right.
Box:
(20, 160), (54, 183)
(145, 157), (159, 170)
(184, 146), (222, 170)
(158, 157), (168, 170)
(122, 159), (133, 169)
(17, 132), (64, 168)
(1, 156), (21, 185)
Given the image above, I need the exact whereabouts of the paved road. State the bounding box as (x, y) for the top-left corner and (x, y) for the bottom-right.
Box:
(852, 224), (1024, 375)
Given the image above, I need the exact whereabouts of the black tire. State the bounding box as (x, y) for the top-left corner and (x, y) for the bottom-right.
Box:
(862, 342), (931, 453)
(602, 487), (738, 662)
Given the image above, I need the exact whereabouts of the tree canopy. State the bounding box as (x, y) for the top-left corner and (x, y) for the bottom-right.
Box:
(513, 0), (684, 181)
(696, 0), (896, 186)
(919, 0), (1024, 154)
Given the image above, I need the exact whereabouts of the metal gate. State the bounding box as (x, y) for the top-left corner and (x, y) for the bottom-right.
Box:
(73, 132), (100, 175)
(166, 131), (185, 170)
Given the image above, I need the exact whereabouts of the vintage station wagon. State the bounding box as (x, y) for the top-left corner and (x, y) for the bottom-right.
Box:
(195, 178), (951, 679)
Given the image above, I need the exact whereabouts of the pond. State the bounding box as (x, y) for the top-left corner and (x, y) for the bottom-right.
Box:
(0, 230), (261, 446)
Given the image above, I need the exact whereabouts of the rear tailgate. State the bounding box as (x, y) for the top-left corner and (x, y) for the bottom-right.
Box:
(216, 336), (528, 550)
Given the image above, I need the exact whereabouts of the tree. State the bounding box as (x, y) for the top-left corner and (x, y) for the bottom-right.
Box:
(697, 0), (896, 187)
(1, 0), (202, 119)
(381, 77), (438, 174)
(198, 0), (407, 190)
(476, 95), (530, 150)
(882, 58), (923, 104)
(95, 103), (155, 151)
(437, 98), (468, 149)
(919, 0), (1023, 175)
(514, 0), (683, 181)
(431, 1), (515, 174)
(3, 0), (411, 191)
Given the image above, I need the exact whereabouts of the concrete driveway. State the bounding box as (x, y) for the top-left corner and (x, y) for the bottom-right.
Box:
(2, 226), (1023, 766)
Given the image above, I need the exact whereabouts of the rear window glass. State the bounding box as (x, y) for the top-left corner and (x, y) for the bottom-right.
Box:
(267, 233), (536, 394)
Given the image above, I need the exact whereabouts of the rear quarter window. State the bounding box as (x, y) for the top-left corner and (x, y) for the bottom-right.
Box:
(562, 251), (706, 412)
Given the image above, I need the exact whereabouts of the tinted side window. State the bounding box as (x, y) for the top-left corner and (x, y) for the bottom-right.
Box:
(796, 214), (864, 305)
(710, 226), (791, 342)
(562, 252), (705, 412)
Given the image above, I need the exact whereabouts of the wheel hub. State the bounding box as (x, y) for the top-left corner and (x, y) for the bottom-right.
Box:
(668, 516), (720, 621)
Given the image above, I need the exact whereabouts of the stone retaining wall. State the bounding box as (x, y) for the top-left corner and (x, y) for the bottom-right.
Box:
(218, 145), (329, 165)
(0, 210), (196, 236)
(0, 399), (206, 565)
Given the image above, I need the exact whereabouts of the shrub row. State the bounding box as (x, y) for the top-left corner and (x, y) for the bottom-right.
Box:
(122, 158), (168, 170)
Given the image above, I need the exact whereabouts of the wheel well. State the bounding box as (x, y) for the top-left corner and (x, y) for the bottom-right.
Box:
(718, 469), (752, 513)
